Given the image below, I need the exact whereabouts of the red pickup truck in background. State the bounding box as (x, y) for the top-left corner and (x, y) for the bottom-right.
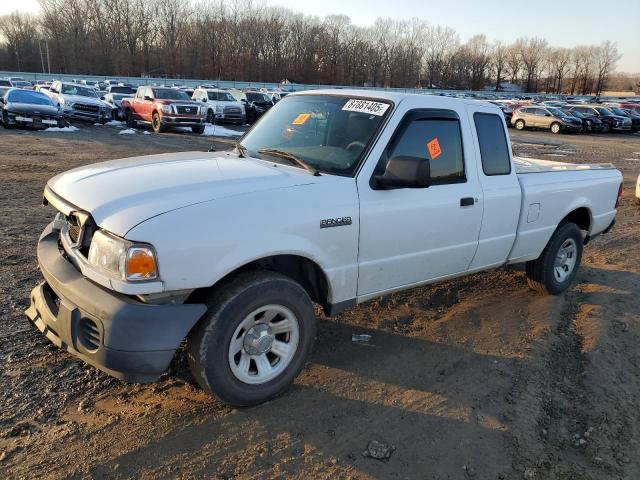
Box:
(121, 86), (206, 133)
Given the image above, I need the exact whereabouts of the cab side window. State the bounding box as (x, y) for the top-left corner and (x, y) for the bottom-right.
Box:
(388, 117), (465, 185)
(474, 113), (511, 176)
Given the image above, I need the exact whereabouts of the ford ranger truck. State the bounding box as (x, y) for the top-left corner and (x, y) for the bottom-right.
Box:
(26, 90), (622, 407)
(121, 86), (206, 134)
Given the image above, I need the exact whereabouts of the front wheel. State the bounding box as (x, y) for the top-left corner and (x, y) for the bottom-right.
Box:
(550, 122), (561, 134)
(526, 222), (583, 295)
(125, 109), (135, 128)
(192, 125), (205, 134)
(2, 111), (11, 129)
(152, 112), (164, 133)
(187, 271), (317, 406)
(515, 119), (525, 130)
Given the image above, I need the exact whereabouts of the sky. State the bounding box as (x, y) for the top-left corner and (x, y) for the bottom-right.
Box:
(2, 0), (638, 72)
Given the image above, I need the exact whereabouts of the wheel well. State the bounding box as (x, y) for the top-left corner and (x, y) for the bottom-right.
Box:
(562, 207), (591, 232)
(192, 255), (330, 313)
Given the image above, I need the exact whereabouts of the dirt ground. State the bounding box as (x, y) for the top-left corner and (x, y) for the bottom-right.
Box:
(1, 122), (639, 480)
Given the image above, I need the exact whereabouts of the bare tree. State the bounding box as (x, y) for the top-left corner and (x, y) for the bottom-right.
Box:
(594, 41), (621, 95)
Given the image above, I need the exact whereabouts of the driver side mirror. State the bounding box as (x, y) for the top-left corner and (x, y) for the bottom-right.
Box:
(50, 88), (58, 93)
(374, 156), (430, 189)
(201, 98), (206, 103)
(144, 95), (153, 101)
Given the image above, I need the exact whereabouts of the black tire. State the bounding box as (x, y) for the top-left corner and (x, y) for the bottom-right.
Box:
(515, 119), (525, 130)
(525, 222), (583, 295)
(125, 109), (135, 128)
(550, 122), (561, 134)
(2, 111), (11, 129)
(152, 112), (164, 133)
(206, 109), (214, 124)
(192, 125), (205, 134)
(602, 122), (610, 133)
(187, 271), (317, 406)
(112, 109), (119, 121)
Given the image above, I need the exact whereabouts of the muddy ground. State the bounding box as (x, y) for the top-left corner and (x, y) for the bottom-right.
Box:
(1, 122), (639, 480)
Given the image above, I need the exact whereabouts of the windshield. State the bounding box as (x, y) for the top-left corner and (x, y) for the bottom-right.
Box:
(110, 86), (135, 94)
(61, 84), (97, 97)
(240, 95), (391, 176)
(596, 107), (614, 116)
(609, 107), (628, 116)
(110, 93), (131, 101)
(208, 91), (236, 102)
(152, 88), (190, 100)
(7, 89), (54, 106)
(547, 108), (566, 117)
(565, 110), (583, 118)
(246, 92), (271, 103)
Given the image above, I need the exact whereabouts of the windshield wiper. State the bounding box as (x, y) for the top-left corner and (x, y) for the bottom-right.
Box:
(258, 148), (321, 176)
(235, 142), (247, 157)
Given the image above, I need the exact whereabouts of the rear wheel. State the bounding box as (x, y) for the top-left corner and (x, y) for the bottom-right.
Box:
(550, 122), (561, 134)
(187, 271), (317, 406)
(526, 222), (583, 295)
(515, 119), (525, 130)
(152, 112), (164, 133)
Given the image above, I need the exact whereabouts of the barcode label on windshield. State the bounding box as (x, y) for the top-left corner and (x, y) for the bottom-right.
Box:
(342, 99), (389, 116)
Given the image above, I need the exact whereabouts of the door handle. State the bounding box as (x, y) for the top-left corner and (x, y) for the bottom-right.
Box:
(460, 197), (475, 207)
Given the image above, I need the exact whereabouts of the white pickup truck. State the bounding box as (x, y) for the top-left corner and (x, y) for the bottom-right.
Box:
(26, 90), (622, 406)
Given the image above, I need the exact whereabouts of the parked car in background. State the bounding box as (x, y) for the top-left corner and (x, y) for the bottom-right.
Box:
(192, 88), (246, 124)
(0, 79), (12, 87)
(622, 109), (640, 131)
(45, 81), (112, 123)
(512, 106), (582, 133)
(567, 105), (632, 133)
(121, 86), (206, 133)
(489, 101), (513, 125)
(561, 108), (603, 133)
(241, 91), (274, 123)
(608, 106), (640, 131)
(0, 88), (64, 129)
(103, 85), (136, 120)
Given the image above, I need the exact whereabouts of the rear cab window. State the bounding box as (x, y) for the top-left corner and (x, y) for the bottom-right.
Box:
(473, 113), (511, 176)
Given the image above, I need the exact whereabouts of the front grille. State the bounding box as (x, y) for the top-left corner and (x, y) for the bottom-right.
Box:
(224, 106), (241, 114)
(79, 318), (100, 351)
(74, 103), (100, 113)
(175, 105), (198, 115)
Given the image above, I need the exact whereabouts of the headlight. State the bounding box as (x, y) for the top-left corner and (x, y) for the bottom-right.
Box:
(161, 104), (173, 114)
(88, 230), (158, 281)
(215, 105), (223, 113)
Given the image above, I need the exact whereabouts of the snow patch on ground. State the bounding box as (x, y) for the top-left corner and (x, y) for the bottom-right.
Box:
(106, 120), (125, 127)
(43, 126), (79, 132)
(118, 128), (136, 135)
(202, 124), (243, 137)
(143, 131), (151, 135)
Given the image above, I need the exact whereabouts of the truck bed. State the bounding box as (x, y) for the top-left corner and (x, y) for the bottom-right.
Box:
(514, 156), (616, 174)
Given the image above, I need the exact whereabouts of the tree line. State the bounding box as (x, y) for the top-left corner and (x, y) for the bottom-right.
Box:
(0, 0), (627, 94)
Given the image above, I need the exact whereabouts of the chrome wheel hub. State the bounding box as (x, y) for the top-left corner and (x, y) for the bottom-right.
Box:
(228, 304), (300, 385)
(554, 238), (577, 282)
(243, 324), (275, 355)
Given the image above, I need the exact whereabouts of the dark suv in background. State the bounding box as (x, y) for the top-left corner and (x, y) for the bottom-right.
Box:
(567, 105), (632, 133)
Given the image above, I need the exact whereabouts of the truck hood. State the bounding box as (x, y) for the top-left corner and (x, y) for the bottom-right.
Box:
(62, 94), (107, 107)
(47, 151), (315, 236)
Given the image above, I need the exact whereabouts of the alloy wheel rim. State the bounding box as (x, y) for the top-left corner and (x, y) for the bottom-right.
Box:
(554, 238), (577, 282)
(228, 304), (299, 384)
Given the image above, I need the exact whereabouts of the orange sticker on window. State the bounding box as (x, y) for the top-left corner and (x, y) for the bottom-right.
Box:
(427, 138), (442, 160)
(292, 113), (311, 125)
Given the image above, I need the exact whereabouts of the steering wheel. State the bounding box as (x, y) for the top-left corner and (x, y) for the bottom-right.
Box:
(346, 141), (366, 153)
